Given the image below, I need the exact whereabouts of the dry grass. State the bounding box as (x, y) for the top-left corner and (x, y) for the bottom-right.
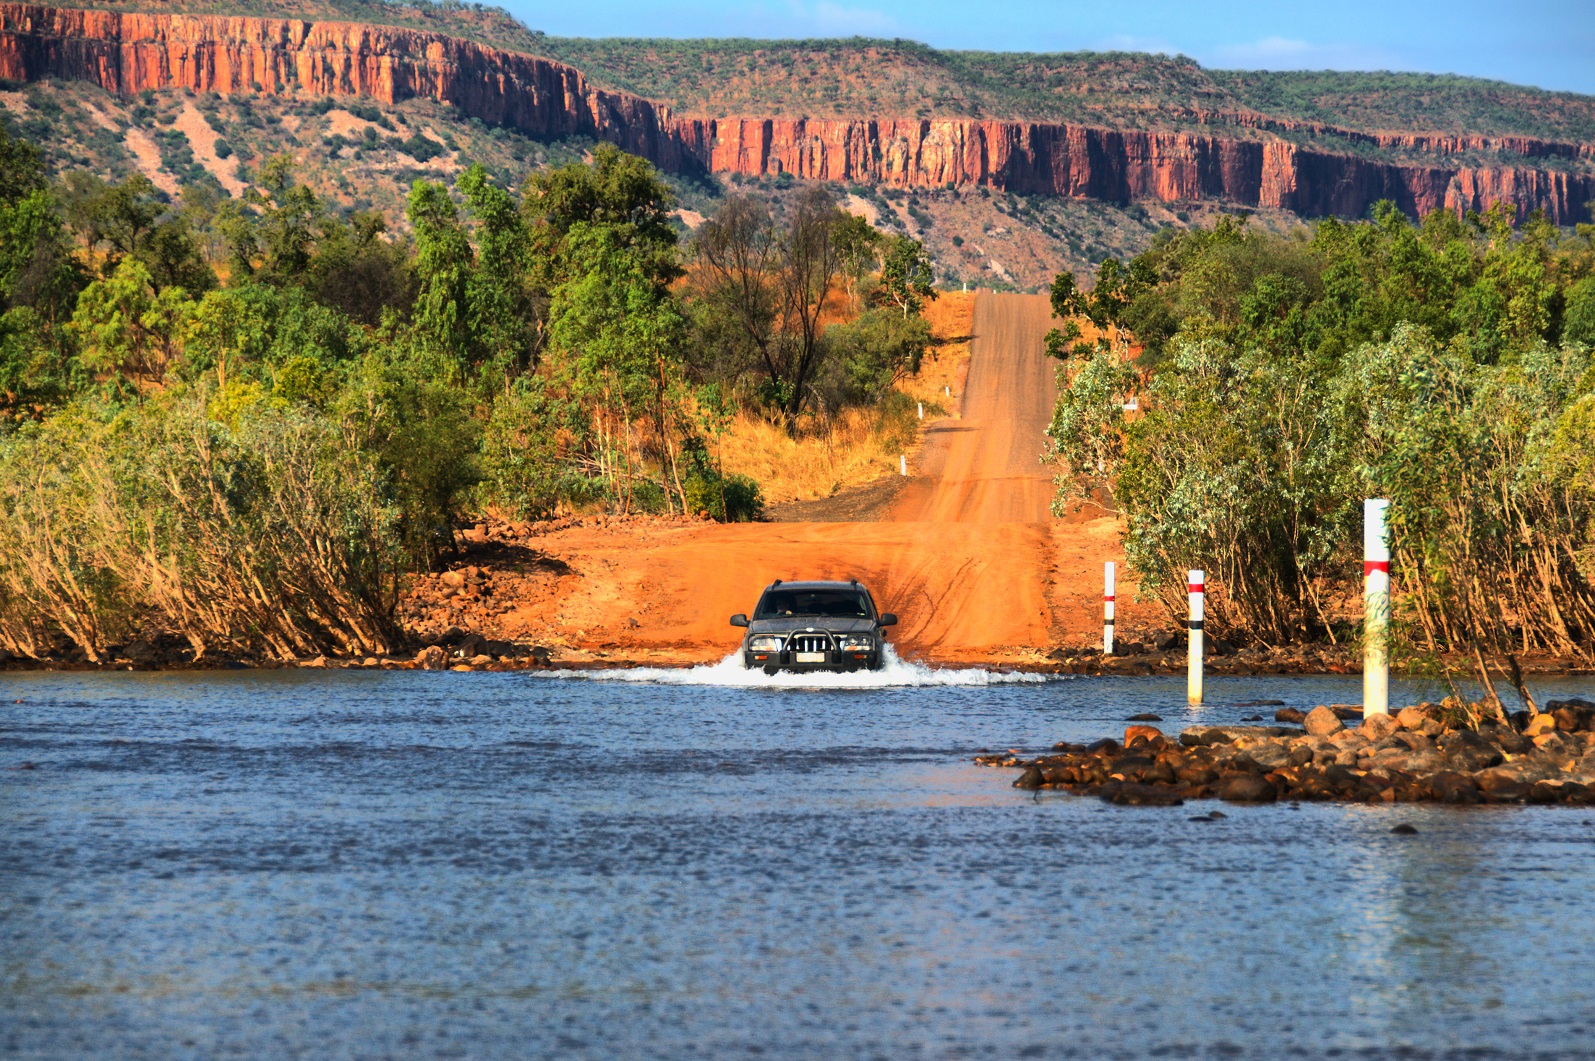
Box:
(900, 290), (974, 416)
(716, 289), (977, 505)
(716, 406), (906, 505)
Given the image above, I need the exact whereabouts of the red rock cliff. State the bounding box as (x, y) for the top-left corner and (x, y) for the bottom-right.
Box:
(4, 3), (1592, 224)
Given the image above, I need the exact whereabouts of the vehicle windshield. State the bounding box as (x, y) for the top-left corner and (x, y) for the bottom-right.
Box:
(754, 589), (871, 620)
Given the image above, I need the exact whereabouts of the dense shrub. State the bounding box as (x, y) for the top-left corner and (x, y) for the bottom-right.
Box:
(0, 395), (403, 661)
(1048, 205), (1595, 676)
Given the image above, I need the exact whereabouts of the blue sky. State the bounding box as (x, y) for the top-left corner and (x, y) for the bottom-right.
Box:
(501, 0), (1595, 95)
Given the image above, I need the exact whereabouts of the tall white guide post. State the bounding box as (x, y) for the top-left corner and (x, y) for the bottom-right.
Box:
(1103, 562), (1116, 654)
(1364, 498), (1390, 716)
(899, 454), (907, 476)
(1188, 570), (1204, 705)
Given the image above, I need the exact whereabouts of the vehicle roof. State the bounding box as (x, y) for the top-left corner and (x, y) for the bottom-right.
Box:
(759, 580), (870, 592)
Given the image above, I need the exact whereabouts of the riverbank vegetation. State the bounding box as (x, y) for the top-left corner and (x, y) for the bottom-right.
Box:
(1046, 205), (1595, 684)
(0, 127), (940, 661)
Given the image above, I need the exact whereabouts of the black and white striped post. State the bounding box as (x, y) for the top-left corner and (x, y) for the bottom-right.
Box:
(1103, 562), (1116, 654)
(1188, 569), (1205, 705)
(1364, 499), (1390, 716)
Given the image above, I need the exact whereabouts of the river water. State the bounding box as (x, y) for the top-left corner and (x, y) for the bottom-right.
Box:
(5, 657), (1595, 1059)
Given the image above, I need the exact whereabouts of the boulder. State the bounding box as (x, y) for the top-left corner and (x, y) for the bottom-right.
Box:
(1244, 741), (1294, 771)
(1216, 775), (1278, 803)
(1124, 725), (1163, 746)
(1558, 782), (1595, 805)
(1427, 771), (1482, 804)
(417, 645), (448, 671)
(1395, 705), (1432, 730)
(1097, 782), (1185, 807)
(1543, 695), (1595, 727)
(1437, 730), (1504, 772)
(1391, 730), (1432, 752)
(1481, 780), (1530, 803)
(1304, 706), (1346, 737)
(298, 655), (328, 669)
(1013, 765), (1044, 790)
(1525, 713), (1558, 737)
(1179, 725), (1299, 747)
(1359, 713), (1401, 741)
(1552, 702), (1595, 733)
(1528, 780), (1572, 805)
(1274, 707), (1307, 723)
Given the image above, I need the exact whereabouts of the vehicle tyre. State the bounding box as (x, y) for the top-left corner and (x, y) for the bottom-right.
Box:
(763, 666), (779, 677)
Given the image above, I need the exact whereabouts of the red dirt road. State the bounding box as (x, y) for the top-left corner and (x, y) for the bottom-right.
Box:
(889, 292), (1059, 523)
(500, 293), (1155, 665)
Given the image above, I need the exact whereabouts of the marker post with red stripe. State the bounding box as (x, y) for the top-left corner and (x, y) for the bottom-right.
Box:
(1103, 562), (1116, 654)
(1364, 499), (1390, 716)
(1188, 569), (1204, 705)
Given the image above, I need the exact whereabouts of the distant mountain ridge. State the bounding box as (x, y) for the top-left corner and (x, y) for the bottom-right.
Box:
(50, 0), (1595, 143)
(3, 0), (1593, 224)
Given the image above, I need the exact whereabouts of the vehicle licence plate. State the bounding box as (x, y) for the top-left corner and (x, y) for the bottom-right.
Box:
(794, 652), (826, 663)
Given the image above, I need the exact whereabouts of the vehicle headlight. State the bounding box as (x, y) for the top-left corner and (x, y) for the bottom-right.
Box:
(747, 635), (783, 652)
(838, 634), (875, 651)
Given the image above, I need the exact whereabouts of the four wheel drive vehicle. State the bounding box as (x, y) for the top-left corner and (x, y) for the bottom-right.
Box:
(730, 579), (898, 674)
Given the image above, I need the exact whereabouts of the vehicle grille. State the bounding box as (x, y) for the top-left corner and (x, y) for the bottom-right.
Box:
(787, 633), (832, 654)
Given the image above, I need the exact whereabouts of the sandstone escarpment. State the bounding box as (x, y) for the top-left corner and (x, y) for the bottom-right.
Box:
(0, 2), (698, 167)
(4, 2), (1592, 224)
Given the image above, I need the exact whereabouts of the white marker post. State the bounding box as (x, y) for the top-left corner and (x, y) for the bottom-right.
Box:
(1188, 569), (1205, 705)
(917, 402), (924, 420)
(1103, 562), (1116, 655)
(1364, 498), (1390, 716)
(899, 454), (907, 476)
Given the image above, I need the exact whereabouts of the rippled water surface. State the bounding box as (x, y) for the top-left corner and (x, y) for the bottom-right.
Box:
(5, 662), (1595, 1059)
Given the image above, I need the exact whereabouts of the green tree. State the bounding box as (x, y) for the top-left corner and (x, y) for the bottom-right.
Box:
(305, 211), (418, 327)
(522, 142), (680, 289)
(832, 212), (882, 312)
(69, 258), (191, 392)
(548, 221), (690, 511)
(406, 179), (475, 363)
(458, 164), (539, 381)
(251, 156), (325, 284)
(877, 235), (937, 319)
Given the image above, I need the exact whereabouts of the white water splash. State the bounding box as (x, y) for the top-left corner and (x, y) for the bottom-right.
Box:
(541, 645), (1052, 689)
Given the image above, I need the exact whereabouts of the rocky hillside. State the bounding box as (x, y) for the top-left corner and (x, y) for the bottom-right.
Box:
(3, 1), (1593, 227)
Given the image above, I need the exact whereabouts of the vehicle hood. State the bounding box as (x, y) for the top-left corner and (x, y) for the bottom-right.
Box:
(746, 617), (879, 636)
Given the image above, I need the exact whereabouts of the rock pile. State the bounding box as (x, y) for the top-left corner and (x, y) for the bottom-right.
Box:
(980, 698), (1595, 806)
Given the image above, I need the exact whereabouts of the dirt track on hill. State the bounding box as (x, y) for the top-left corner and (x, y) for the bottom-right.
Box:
(889, 292), (1059, 523)
(493, 292), (1156, 665)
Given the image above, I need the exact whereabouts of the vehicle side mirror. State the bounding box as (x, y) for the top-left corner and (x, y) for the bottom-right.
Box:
(879, 613), (898, 627)
(730, 614), (749, 628)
